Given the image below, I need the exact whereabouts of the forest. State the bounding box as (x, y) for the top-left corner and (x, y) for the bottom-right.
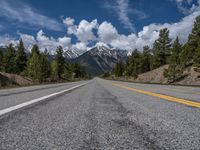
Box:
(0, 42), (87, 83)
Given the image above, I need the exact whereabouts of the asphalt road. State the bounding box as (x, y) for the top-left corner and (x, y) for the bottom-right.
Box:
(0, 81), (87, 110)
(0, 78), (200, 149)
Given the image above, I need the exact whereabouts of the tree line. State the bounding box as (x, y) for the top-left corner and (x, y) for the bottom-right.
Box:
(113, 15), (200, 83)
(0, 40), (87, 83)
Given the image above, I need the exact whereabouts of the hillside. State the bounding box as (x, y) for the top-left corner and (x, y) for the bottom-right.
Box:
(135, 65), (200, 85)
(135, 65), (169, 83)
(0, 72), (33, 87)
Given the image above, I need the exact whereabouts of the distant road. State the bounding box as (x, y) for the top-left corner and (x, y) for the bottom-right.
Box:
(0, 78), (200, 149)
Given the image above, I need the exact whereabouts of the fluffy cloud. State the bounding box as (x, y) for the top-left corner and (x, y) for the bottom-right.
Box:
(72, 42), (88, 51)
(63, 17), (98, 43)
(17, 30), (71, 54)
(0, 35), (18, 47)
(36, 30), (71, 53)
(98, 21), (118, 43)
(63, 17), (75, 26)
(17, 32), (36, 50)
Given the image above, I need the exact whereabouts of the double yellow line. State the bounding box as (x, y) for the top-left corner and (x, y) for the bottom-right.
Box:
(112, 83), (200, 109)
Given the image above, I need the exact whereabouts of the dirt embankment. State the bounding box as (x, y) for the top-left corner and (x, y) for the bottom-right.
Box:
(0, 72), (33, 87)
(135, 65), (169, 84)
(136, 65), (200, 85)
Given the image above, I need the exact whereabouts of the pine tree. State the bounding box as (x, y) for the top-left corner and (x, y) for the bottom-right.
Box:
(188, 15), (200, 52)
(30, 44), (40, 56)
(164, 37), (183, 82)
(194, 41), (200, 71)
(55, 46), (65, 79)
(125, 49), (141, 78)
(179, 15), (200, 68)
(39, 49), (50, 81)
(62, 63), (73, 80)
(179, 44), (190, 67)
(27, 44), (42, 82)
(188, 15), (200, 68)
(140, 46), (152, 73)
(153, 28), (172, 68)
(72, 63), (86, 78)
(15, 39), (27, 74)
(114, 60), (125, 77)
(51, 59), (59, 81)
(0, 50), (3, 71)
(3, 43), (16, 73)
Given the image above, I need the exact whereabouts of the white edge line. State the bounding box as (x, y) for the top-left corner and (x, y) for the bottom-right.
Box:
(0, 82), (88, 116)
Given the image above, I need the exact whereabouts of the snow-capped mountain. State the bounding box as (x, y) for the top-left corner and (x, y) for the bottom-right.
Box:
(71, 46), (128, 76)
(64, 48), (81, 59)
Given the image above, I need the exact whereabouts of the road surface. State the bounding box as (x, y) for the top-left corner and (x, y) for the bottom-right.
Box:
(0, 78), (200, 149)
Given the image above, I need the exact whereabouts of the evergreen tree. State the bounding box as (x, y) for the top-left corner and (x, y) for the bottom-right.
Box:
(153, 28), (172, 68)
(0, 50), (3, 71)
(39, 50), (50, 81)
(30, 44), (40, 56)
(140, 46), (152, 73)
(72, 63), (86, 78)
(179, 44), (190, 67)
(15, 39), (27, 74)
(194, 41), (200, 71)
(188, 15), (200, 53)
(3, 44), (16, 73)
(125, 49), (141, 78)
(179, 15), (200, 67)
(62, 63), (73, 80)
(27, 44), (42, 82)
(51, 59), (59, 81)
(164, 37), (183, 82)
(55, 46), (65, 79)
(188, 15), (200, 68)
(114, 60), (125, 77)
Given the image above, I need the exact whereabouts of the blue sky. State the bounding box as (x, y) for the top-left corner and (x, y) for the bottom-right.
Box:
(0, 0), (200, 53)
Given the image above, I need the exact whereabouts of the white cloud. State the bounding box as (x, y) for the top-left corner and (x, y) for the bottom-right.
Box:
(72, 42), (87, 51)
(171, 0), (200, 14)
(115, 0), (135, 32)
(16, 30), (71, 54)
(58, 37), (71, 48)
(63, 17), (75, 26)
(64, 18), (98, 43)
(103, 0), (147, 32)
(98, 21), (118, 43)
(0, 0), (63, 31)
(17, 32), (36, 50)
(0, 35), (18, 47)
(36, 30), (72, 53)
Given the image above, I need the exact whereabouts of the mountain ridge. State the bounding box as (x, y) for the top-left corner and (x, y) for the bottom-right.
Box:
(70, 46), (128, 76)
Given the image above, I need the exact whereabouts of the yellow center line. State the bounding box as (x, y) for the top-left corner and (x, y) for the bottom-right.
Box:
(112, 83), (200, 109)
